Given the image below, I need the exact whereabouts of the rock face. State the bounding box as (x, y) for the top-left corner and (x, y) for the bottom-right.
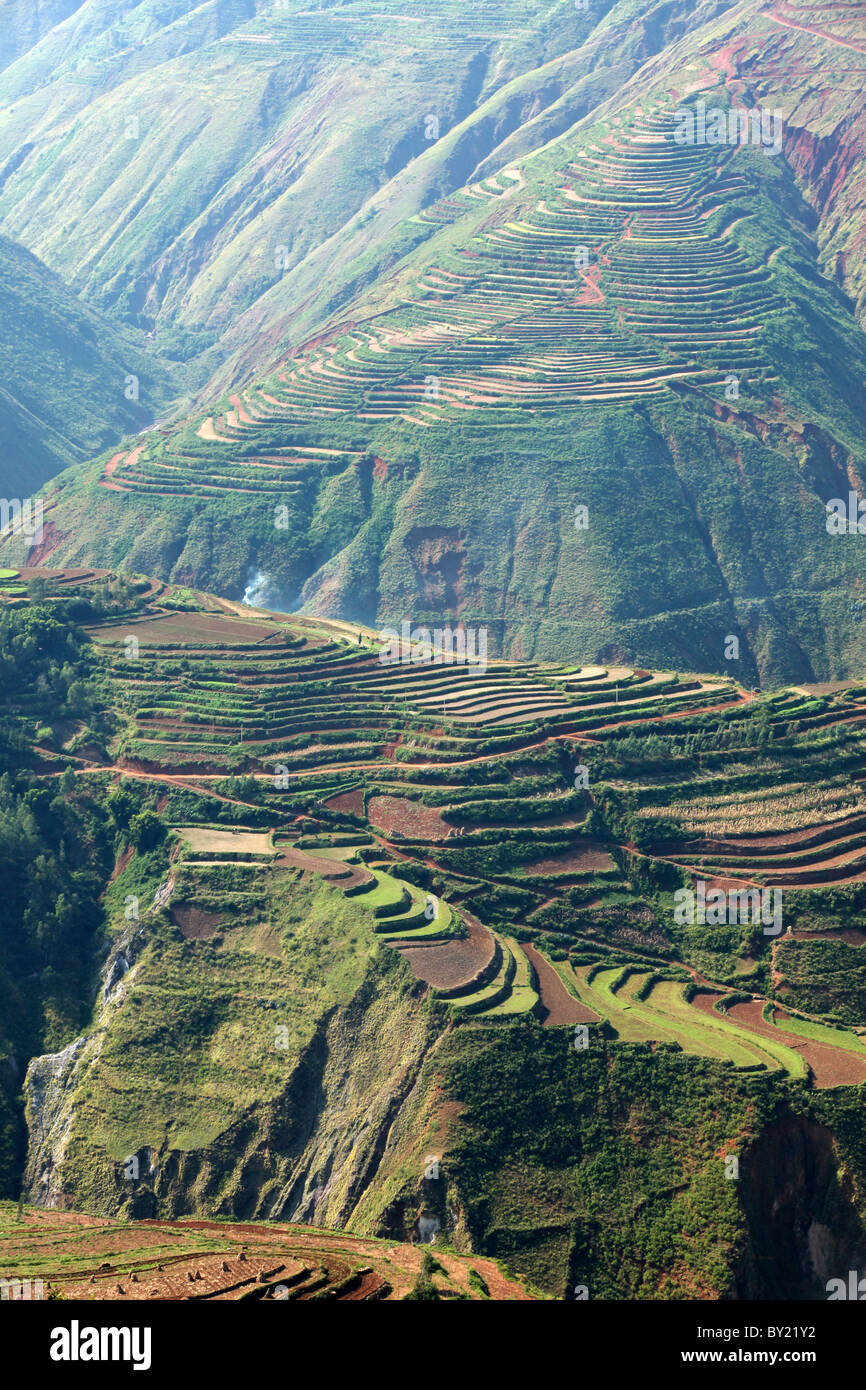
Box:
(23, 1037), (87, 1208)
(736, 1113), (866, 1299)
(22, 957), (446, 1229)
(23, 910), (154, 1206)
(126, 974), (447, 1228)
(19, 864), (450, 1233)
(20, 920), (866, 1298)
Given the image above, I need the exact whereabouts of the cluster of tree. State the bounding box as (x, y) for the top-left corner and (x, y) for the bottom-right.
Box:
(0, 773), (113, 1195)
(0, 604), (100, 769)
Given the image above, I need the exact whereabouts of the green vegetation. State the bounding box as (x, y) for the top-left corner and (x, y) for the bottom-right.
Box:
(767, 1007), (866, 1055)
(5, 0), (866, 1303)
(0, 578), (865, 1294)
(774, 939), (866, 1026)
(0, 236), (175, 493)
(436, 1024), (861, 1298)
(5, 38), (866, 685)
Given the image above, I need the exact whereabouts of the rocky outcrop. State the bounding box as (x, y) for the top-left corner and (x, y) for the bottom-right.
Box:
(736, 1111), (866, 1298)
(22, 885), (168, 1206)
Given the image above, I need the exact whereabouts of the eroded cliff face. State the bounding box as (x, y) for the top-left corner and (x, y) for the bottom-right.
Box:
(736, 1112), (866, 1299)
(784, 121), (866, 328)
(133, 971), (449, 1228)
(23, 908), (153, 1208)
(21, 903), (451, 1234)
(19, 859), (866, 1299)
(21, 965), (866, 1298)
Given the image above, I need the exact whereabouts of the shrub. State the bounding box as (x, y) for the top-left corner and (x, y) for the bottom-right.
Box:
(129, 810), (166, 851)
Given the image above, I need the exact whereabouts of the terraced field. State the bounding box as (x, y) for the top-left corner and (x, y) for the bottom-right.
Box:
(559, 963), (806, 1073)
(0, 1205), (531, 1301)
(3, 0), (866, 696)
(10, 572), (866, 1075)
(86, 601), (743, 775)
(92, 103), (787, 509)
(5, 0), (866, 1309)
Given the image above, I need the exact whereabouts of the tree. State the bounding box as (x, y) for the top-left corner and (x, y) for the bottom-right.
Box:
(129, 810), (165, 851)
(66, 681), (90, 716)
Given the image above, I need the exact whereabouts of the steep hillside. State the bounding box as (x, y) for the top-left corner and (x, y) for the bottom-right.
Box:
(203, 0), (866, 391)
(9, 79), (866, 684)
(0, 235), (176, 495)
(3, 573), (866, 1297)
(0, 0), (84, 74)
(4, 2), (866, 685)
(0, 0), (743, 387)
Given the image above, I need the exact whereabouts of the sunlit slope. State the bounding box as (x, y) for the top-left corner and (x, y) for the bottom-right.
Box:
(5, 576), (866, 1297)
(11, 93), (866, 686)
(0, 0), (676, 384)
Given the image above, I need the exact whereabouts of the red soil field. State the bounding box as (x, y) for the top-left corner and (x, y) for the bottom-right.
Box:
(274, 845), (373, 891)
(368, 794), (451, 840)
(62, 1252), (310, 1300)
(172, 905), (222, 940)
(522, 841), (615, 875)
(91, 612), (273, 646)
(229, 393), (252, 424)
(689, 992), (866, 1088)
(525, 946), (598, 1025)
(394, 913), (496, 989)
(323, 788), (365, 815)
(795, 928), (866, 946)
(19, 566), (109, 584)
(15, 1214), (533, 1301)
(727, 1000), (866, 1089)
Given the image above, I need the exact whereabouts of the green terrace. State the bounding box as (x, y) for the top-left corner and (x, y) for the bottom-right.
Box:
(89, 607), (743, 772)
(15, 577), (866, 1086)
(95, 104), (789, 500)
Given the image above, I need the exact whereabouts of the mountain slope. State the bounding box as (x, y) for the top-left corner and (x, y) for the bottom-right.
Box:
(0, 235), (176, 495)
(0, 0), (744, 388)
(4, 575), (866, 1298)
(201, 0), (866, 386)
(11, 77), (866, 684)
(3, 0), (866, 685)
(0, 0), (85, 74)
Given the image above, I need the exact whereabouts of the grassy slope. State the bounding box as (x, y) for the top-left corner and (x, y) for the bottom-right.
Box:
(3, 583), (866, 1296)
(0, 236), (176, 494)
(27, 856), (449, 1224)
(9, 73), (866, 685)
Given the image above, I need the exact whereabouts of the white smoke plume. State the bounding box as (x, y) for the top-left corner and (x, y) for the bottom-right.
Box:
(243, 568), (272, 607)
(242, 568), (292, 611)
